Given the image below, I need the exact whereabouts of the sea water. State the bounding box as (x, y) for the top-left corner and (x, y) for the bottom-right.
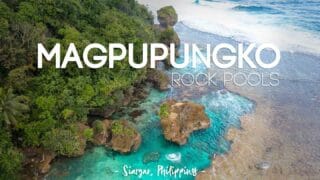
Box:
(139, 0), (320, 55)
(46, 29), (255, 180)
(46, 0), (320, 178)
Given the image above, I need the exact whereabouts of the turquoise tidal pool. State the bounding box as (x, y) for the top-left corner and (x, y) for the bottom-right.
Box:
(47, 24), (255, 180)
(47, 87), (254, 180)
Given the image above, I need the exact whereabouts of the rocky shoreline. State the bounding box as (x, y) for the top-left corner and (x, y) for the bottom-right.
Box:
(20, 6), (182, 179)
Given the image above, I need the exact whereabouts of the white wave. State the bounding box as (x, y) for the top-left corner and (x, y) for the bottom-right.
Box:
(138, 0), (320, 55)
(165, 152), (182, 163)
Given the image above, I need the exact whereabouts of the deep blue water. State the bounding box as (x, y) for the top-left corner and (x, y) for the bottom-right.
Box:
(209, 0), (320, 32)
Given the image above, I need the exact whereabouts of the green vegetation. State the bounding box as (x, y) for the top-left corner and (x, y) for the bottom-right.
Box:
(159, 27), (180, 46)
(0, 0), (158, 177)
(92, 120), (105, 134)
(0, 88), (29, 126)
(83, 128), (94, 141)
(111, 121), (135, 136)
(42, 128), (84, 157)
(157, 6), (178, 27)
(159, 103), (170, 118)
(0, 129), (23, 179)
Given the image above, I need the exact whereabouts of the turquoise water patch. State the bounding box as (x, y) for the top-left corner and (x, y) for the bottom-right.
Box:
(47, 88), (254, 180)
(47, 23), (255, 180)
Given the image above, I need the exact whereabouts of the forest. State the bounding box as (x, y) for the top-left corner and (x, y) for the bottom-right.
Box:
(0, 0), (169, 178)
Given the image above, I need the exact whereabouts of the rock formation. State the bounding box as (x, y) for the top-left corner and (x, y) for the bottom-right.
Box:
(159, 100), (210, 145)
(22, 148), (56, 177)
(146, 69), (169, 91)
(157, 6), (178, 28)
(92, 120), (111, 145)
(92, 119), (141, 153)
(156, 6), (181, 68)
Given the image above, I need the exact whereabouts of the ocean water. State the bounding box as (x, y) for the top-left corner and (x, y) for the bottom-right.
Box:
(139, 0), (320, 54)
(47, 0), (320, 179)
(47, 88), (253, 180)
(46, 30), (255, 180)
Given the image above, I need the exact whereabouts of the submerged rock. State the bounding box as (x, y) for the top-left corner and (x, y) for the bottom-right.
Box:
(157, 6), (178, 28)
(159, 100), (210, 145)
(129, 109), (145, 119)
(143, 152), (161, 164)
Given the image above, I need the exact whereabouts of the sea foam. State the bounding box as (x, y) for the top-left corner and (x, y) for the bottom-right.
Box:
(138, 0), (320, 55)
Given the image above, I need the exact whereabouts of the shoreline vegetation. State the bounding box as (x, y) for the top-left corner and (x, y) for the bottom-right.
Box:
(0, 1), (184, 179)
(0, 1), (268, 179)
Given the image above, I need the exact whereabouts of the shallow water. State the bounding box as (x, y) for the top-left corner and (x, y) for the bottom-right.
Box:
(46, 26), (255, 180)
(47, 0), (320, 178)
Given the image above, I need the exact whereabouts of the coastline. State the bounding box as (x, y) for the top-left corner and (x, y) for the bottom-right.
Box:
(197, 83), (279, 179)
(171, 18), (320, 179)
(2, 0), (320, 179)
(47, 2), (320, 179)
(198, 63), (320, 179)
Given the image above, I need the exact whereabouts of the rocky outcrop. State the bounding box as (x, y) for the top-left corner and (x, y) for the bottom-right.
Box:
(157, 6), (178, 28)
(158, 27), (180, 48)
(143, 152), (160, 164)
(92, 120), (112, 145)
(109, 120), (141, 153)
(147, 69), (169, 91)
(92, 119), (141, 153)
(75, 123), (90, 156)
(159, 100), (210, 145)
(22, 148), (56, 177)
(156, 6), (180, 68)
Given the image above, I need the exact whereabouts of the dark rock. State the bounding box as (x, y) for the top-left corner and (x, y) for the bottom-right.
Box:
(129, 109), (145, 119)
(89, 107), (116, 118)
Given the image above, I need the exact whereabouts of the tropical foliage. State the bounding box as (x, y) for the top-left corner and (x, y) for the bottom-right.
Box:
(0, 0), (157, 177)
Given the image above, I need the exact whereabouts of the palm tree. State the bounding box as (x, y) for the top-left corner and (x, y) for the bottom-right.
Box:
(0, 88), (29, 126)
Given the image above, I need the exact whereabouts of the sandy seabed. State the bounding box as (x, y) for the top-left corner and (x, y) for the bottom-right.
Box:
(198, 80), (320, 180)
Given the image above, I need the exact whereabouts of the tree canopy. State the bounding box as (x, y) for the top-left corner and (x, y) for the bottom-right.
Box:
(0, 0), (157, 177)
